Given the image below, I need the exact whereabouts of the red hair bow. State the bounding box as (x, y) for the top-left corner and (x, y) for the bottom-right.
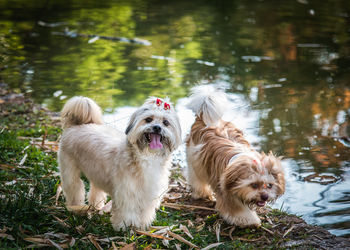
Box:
(164, 103), (170, 110)
(156, 98), (162, 106)
(156, 98), (170, 110)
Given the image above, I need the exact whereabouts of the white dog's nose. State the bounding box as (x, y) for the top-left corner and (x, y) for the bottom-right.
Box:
(152, 125), (162, 133)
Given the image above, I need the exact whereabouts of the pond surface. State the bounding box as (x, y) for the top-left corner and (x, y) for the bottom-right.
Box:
(1, 0), (349, 237)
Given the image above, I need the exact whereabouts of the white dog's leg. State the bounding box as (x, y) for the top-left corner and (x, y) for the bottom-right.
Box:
(187, 164), (214, 200)
(110, 202), (138, 230)
(59, 155), (85, 206)
(88, 184), (107, 210)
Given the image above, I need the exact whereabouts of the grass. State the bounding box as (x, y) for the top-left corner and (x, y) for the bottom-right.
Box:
(0, 88), (336, 249)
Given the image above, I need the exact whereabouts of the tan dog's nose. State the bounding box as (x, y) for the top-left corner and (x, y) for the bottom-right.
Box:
(261, 193), (269, 201)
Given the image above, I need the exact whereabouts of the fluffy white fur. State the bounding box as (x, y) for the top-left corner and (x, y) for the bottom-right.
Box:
(58, 96), (182, 230)
(186, 85), (228, 126)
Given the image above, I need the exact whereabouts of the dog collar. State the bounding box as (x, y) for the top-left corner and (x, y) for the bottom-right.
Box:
(228, 152), (263, 169)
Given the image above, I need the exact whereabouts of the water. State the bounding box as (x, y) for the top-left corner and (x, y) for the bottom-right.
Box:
(1, 0), (349, 237)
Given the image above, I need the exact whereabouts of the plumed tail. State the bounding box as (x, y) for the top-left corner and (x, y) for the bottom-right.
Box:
(186, 85), (228, 126)
(61, 96), (103, 129)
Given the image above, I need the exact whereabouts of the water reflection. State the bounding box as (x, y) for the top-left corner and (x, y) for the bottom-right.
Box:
(0, 0), (349, 237)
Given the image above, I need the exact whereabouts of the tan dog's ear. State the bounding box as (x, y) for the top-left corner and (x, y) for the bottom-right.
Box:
(262, 152), (285, 195)
(220, 162), (251, 192)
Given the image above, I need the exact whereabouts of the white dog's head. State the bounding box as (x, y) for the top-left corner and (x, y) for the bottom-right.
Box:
(125, 97), (182, 155)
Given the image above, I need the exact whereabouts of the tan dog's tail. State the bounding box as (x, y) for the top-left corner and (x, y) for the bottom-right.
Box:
(186, 85), (228, 126)
(61, 96), (103, 129)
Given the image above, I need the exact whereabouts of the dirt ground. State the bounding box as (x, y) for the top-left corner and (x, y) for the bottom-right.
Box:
(1, 84), (350, 249)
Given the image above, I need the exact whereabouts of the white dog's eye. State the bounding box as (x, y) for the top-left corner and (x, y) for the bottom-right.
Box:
(145, 117), (153, 123)
(251, 183), (259, 189)
(163, 120), (170, 126)
(267, 183), (273, 189)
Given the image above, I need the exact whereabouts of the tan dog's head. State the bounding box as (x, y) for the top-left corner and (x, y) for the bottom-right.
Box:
(125, 97), (182, 155)
(220, 152), (285, 207)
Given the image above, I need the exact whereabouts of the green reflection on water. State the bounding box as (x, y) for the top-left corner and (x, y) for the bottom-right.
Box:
(1, 0), (350, 236)
(1, 0), (349, 110)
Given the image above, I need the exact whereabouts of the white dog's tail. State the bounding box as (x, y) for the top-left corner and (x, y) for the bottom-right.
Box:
(61, 96), (103, 129)
(186, 85), (228, 126)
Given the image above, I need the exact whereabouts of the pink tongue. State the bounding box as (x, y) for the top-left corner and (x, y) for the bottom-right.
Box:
(257, 201), (266, 207)
(149, 134), (163, 149)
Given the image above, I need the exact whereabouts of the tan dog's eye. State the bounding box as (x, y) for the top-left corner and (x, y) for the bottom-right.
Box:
(267, 183), (273, 189)
(145, 117), (153, 123)
(251, 183), (259, 189)
(163, 120), (170, 126)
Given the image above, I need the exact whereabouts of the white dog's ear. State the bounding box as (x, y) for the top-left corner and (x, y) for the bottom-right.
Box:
(125, 123), (133, 135)
(125, 108), (148, 135)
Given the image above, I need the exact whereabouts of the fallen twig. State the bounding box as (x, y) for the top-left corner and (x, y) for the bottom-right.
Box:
(201, 242), (223, 250)
(18, 153), (27, 167)
(0, 233), (14, 241)
(134, 230), (172, 240)
(261, 226), (274, 235)
(283, 224), (295, 238)
(88, 234), (103, 250)
(167, 230), (199, 249)
(179, 224), (194, 240)
(161, 202), (216, 211)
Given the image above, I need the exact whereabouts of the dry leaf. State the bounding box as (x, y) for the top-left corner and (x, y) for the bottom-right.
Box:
(0, 233), (14, 241)
(69, 237), (76, 247)
(52, 215), (69, 228)
(18, 153), (27, 166)
(24, 237), (47, 244)
(135, 230), (172, 240)
(111, 241), (118, 250)
(120, 242), (136, 250)
(229, 226), (236, 241)
(167, 230), (199, 249)
(196, 222), (205, 232)
(201, 242), (223, 250)
(117, 241), (127, 246)
(213, 220), (222, 242)
(88, 234), (103, 250)
(26, 243), (51, 248)
(66, 205), (92, 214)
(0, 164), (15, 171)
(283, 224), (295, 238)
(46, 238), (63, 250)
(261, 226), (274, 235)
(55, 184), (62, 205)
(187, 220), (194, 228)
(179, 224), (193, 239)
(75, 225), (85, 234)
(162, 238), (170, 247)
(161, 202), (216, 211)
(96, 236), (123, 243)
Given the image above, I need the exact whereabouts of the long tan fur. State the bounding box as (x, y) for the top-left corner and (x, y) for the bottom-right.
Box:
(186, 85), (285, 227)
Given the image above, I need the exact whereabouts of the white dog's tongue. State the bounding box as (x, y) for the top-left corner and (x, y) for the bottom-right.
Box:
(150, 134), (163, 149)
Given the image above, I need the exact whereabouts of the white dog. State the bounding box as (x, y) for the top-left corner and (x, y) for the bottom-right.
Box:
(58, 96), (182, 230)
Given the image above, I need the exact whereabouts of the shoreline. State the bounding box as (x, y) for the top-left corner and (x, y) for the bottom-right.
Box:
(1, 84), (349, 249)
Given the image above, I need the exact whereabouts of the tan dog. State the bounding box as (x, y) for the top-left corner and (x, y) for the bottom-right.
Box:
(185, 86), (285, 227)
(58, 96), (181, 230)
